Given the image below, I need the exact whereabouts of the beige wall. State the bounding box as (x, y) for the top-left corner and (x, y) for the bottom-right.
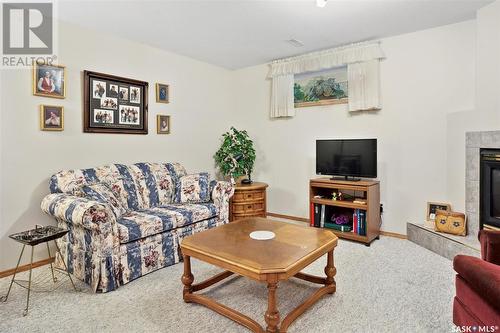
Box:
(0, 21), (234, 271)
(3, 3), (500, 271)
(231, 20), (476, 235)
(446, 0), (500, 212)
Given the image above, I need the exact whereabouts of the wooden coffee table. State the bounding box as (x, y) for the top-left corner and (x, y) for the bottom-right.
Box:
(180, 217), (338, 333)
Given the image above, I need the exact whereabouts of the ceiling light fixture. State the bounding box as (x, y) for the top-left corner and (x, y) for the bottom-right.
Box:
(316, 0), (327, 8)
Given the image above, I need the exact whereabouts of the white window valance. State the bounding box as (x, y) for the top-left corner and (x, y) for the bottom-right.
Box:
(270, 74), (295, 118)
(268, 42), (384, 77)
(348, 60), (382, 112)
(269, 41), (385, 117)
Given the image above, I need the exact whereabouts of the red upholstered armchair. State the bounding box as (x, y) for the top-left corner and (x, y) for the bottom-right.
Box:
(453, 230), (500, 327)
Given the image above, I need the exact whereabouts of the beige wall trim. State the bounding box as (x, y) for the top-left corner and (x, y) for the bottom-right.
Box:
(267, 212), (408, 239)
(379, 230), (407, 239)
(267, 212), (310, 223)
(0, 257), (54, 279)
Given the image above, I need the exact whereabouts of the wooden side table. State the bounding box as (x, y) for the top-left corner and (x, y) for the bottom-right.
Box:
(230, 182), (268, 222)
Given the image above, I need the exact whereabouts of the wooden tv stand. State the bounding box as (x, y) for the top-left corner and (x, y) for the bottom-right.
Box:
(309, 178), (380, 246)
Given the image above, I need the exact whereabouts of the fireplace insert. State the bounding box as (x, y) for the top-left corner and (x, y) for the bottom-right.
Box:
(480, 149), (500, 229)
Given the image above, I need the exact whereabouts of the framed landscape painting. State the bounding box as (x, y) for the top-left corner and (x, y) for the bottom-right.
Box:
(294, 66), (348, 108)
(83, 70), (148, 134)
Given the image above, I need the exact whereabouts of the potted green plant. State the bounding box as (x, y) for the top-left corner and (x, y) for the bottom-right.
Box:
(214, 127), (256, 184)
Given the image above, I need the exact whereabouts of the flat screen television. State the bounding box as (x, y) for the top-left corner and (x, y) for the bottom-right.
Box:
(316, 139), (377, 179)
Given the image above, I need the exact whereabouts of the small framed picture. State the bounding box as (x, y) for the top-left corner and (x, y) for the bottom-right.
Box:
(92, 80), (106, 98)
(156, 83), (169, 103)
(108, 84), (119, 98)
(119, 105), (140, 125)
(130, 86), (141, 104)
(119, 87), (129, 101)
(33, 63), (66, 99)
(40, 105), (64, 131)
(426, 202), (451, 225)
(93, 109), (114, 125)
(157, 115), (170, 134)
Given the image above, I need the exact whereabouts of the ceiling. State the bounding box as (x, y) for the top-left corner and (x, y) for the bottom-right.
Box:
(57, 0), (492, 70)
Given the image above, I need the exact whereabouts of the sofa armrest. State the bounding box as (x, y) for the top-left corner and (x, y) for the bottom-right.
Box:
(210, 180), (234, 204)
(479, 229), (500, 265)
(454, 255), (500, 311)
(41, 193), (118, 253)
(41, 193), (115, 230)
(210, 180), (234, 223)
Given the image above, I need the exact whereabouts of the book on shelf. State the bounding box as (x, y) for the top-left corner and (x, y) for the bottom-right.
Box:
(311, 204), (367, 235)
(324, 222), (352, 232)
(356, 209), (359, 234)
(352, 209), (367, 236)
(310, 202), (314, 227)
(355, 209), (359, 234)
(358, 209), (363, 235)
(359, 210), (366, 236)
(353, 210), (358, 234)
(320, 204), (325, 228)
(313, 203), (321, 227)
(353, 198), (367, 205)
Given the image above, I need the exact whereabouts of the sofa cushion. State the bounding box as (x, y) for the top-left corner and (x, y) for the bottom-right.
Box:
(165, 162), (188, 181)
(103, 163), (185, 211)
(111, 164), (148, 210)
(117, 203), (218, 243)
(127, 163), (170, 208)
(116, 162), (186, 209)
(50, 165), (121, 195)
(81, 183), (127, 219)
(48, 163), (146, 211)
(175, 172), (211, 203)
(454, 255), (500, 311)
(49, 162), (187, 208)
(148, 163), (176, 206)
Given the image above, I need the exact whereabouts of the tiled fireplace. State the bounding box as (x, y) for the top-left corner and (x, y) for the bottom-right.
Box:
(466, 131), (500, 236)
(479, 149), (500, 230)
(407, 131), (500, 259)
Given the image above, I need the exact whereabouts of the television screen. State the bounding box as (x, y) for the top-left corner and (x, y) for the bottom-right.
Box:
(316, 139), (377, 178)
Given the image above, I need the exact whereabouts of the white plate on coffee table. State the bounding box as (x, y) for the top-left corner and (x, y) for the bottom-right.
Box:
(249, 230), (275, 240)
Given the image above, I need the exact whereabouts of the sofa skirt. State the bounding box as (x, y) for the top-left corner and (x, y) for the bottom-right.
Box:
(55, 217), (222, 293)
(453, 275), (500, 327)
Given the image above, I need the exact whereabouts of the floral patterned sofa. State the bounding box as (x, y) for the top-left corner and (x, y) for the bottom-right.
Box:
(41, 162), (233, 293)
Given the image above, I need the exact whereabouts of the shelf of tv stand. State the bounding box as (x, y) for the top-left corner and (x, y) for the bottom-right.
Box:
(311, 198), (367, 210)
(309, 177), (380, 246)
(326, 229), (368, 242)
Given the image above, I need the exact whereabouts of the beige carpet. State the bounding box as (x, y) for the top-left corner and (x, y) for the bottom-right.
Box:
(0, 236), (455, 333)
